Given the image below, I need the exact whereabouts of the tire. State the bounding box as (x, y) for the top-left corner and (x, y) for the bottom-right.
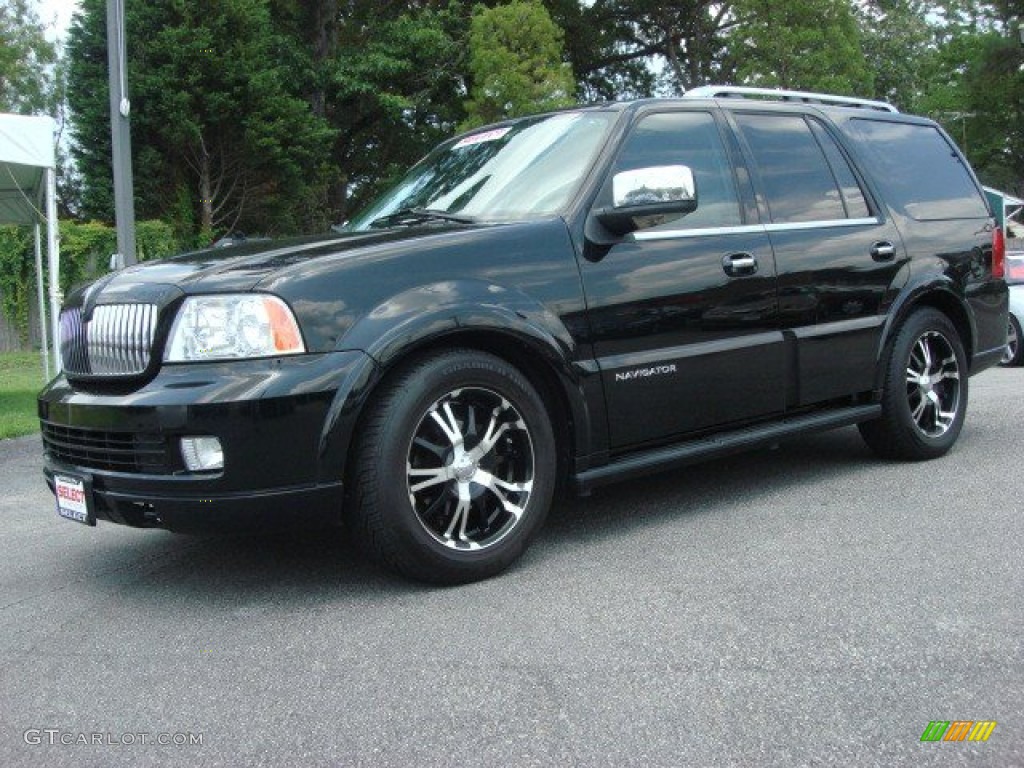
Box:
(1000, 314), (1023, 367)
(859, 308), (968, 461)
(348, 349), (556, 584)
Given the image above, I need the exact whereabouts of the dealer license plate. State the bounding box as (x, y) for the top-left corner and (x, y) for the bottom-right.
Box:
(55, 474), (95, 526)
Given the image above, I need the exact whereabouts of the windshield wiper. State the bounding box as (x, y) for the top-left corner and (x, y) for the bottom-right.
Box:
(368, 207), (477, 229)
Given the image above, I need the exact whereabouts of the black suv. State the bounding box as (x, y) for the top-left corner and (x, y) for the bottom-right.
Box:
(40, 86), (1008, 583)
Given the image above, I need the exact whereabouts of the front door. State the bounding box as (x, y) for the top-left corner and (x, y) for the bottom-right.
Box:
(581, 110), (786, 449)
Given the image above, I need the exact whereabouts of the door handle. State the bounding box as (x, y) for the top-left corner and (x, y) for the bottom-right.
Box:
(722, 252), (757, 276)
(871, 241), (896, 261)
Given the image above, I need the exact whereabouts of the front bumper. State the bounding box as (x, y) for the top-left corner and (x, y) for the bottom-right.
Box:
(39, 351), (375, 533)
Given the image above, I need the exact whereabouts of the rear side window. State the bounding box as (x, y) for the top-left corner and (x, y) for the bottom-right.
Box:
(808, 119), (870, 219)
(844, 119), (989, 220)
(734, 113), (859, 224)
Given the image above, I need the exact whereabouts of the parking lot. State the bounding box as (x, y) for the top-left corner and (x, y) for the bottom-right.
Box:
(1, 369), (1021, 767)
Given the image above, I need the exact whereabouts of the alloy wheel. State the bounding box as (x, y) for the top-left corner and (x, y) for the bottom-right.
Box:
(1002, 318), (1018, 364)
(905, 330), (961, 438)
(405, 387), (535, 551)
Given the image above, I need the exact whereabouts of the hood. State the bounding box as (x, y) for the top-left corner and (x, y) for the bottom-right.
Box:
(65, 225), (492, 308)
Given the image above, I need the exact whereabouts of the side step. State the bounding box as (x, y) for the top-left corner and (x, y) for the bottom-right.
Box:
(573, 404), (881, 494)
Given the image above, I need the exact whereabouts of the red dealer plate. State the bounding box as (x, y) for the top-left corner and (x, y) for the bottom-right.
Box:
(55, 474), (95, 526)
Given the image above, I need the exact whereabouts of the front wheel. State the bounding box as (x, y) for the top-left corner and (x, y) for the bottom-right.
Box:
(859, 308), (968, 461)
(348, 349), (556, 584)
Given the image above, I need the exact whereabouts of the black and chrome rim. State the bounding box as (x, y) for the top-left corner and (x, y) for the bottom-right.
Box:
(1002, 319), (1018, 364)
(905, 330), (961, 438)
(406, 387), (535, 551)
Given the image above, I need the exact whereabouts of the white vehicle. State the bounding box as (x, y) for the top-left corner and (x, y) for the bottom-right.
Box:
(1002, 250), (1024, 366)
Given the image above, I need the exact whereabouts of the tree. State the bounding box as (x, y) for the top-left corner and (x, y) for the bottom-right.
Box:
(0, 0), (57, 114)
(959, 32), (1024, 191)
(328, 3), (471, 220)
(66, 0), (482, 229)
(134, 0), (335, 234)
(543, 0), (655, 100)
(66, 0), (334, 237)
(857, 0), (934, 110)
(905, 2), (1024, 190)
(728, 0), (872, 95)
(463, 0), (576, 129)
(545, 0), (739, 98)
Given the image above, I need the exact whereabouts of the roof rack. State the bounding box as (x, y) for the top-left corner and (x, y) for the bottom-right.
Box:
(683, 85), (899, 113)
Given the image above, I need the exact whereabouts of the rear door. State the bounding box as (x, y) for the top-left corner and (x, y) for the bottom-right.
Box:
(729, 111), (909, 405)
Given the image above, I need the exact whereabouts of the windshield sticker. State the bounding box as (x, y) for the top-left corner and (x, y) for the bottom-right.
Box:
(453, 127), (512, 150)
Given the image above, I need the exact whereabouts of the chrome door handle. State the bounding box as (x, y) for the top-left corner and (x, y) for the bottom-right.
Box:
(871, 241), (896, 261)
(723, 253), (757, 275)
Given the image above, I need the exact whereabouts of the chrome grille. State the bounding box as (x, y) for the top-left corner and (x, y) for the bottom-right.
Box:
(60, 303), (159, 376)
(59, 307), (89, 373)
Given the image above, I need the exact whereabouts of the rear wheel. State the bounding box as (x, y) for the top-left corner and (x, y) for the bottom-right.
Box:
(349, 349), (556, 584)
(859, 308), (967, 460)
(1000, 314), (1022, 367)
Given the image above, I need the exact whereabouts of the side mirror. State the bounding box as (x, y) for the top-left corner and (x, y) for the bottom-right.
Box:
(596, 165), (698, 235)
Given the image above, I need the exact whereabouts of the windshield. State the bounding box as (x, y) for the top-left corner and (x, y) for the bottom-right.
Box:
(346, 111), (615, 231)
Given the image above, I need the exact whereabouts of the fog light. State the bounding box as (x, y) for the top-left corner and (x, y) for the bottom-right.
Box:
(180, 436), (224, 472)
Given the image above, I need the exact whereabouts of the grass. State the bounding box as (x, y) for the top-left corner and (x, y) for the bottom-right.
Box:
(0, 351), (48, 439)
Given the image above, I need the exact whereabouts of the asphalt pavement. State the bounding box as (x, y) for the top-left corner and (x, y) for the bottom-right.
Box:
(1, 369), (1021, 767)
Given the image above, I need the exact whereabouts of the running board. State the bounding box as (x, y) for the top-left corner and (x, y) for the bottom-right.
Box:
(573, 404), (881, 494)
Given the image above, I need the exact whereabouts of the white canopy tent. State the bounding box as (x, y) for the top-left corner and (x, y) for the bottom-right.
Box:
(0, 113), (61, 380)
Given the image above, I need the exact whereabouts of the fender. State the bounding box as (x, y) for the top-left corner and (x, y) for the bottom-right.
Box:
(316, 280), (602, 484)
(872, 272), (976, 390)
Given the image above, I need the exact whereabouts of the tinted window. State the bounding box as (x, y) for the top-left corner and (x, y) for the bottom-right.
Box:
(844, 119), (989, 220)
(611, 111), (741, 230)
(735, 114), (847, 223)
(808, 119), (870, 219)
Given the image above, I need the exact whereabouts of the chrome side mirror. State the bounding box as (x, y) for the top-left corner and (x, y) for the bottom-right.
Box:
(613, 165), (696, 208)
(597, 165), (698, 235)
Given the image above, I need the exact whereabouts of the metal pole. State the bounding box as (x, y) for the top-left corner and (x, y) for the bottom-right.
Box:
(46, 167), (62, 373)
(33, 222), (50, 382)
(107, 0), (136, 266)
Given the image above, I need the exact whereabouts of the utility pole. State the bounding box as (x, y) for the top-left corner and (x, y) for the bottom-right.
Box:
(106, 0), (136, 266)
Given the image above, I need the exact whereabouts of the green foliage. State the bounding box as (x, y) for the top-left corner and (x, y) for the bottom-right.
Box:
(67, 0), (335, 236)
(959, 34), (1024, 190)
(898, 2), (1024, 193)
(544, 0), (729, 98)
(857, 0), (934, 110)
(65, 0), (116, 220)
(329, 4), (471, 219)
(136, 220), (183, 261)
(0, 221), (186, 347)
(56, 220), (116, 292)
(0, 0), (57, 114)
(730, 0), (872, 94)
(0, 227), (34, 344)
(463, 0), (576, 128)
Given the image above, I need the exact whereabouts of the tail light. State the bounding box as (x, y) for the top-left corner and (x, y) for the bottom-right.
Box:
(992, 225), (1005, 279)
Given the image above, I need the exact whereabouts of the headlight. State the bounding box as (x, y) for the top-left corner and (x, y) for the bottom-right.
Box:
(164, 294), (305, 362)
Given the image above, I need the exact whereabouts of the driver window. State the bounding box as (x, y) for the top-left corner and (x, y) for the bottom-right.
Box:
(608, 111), (743, 232)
